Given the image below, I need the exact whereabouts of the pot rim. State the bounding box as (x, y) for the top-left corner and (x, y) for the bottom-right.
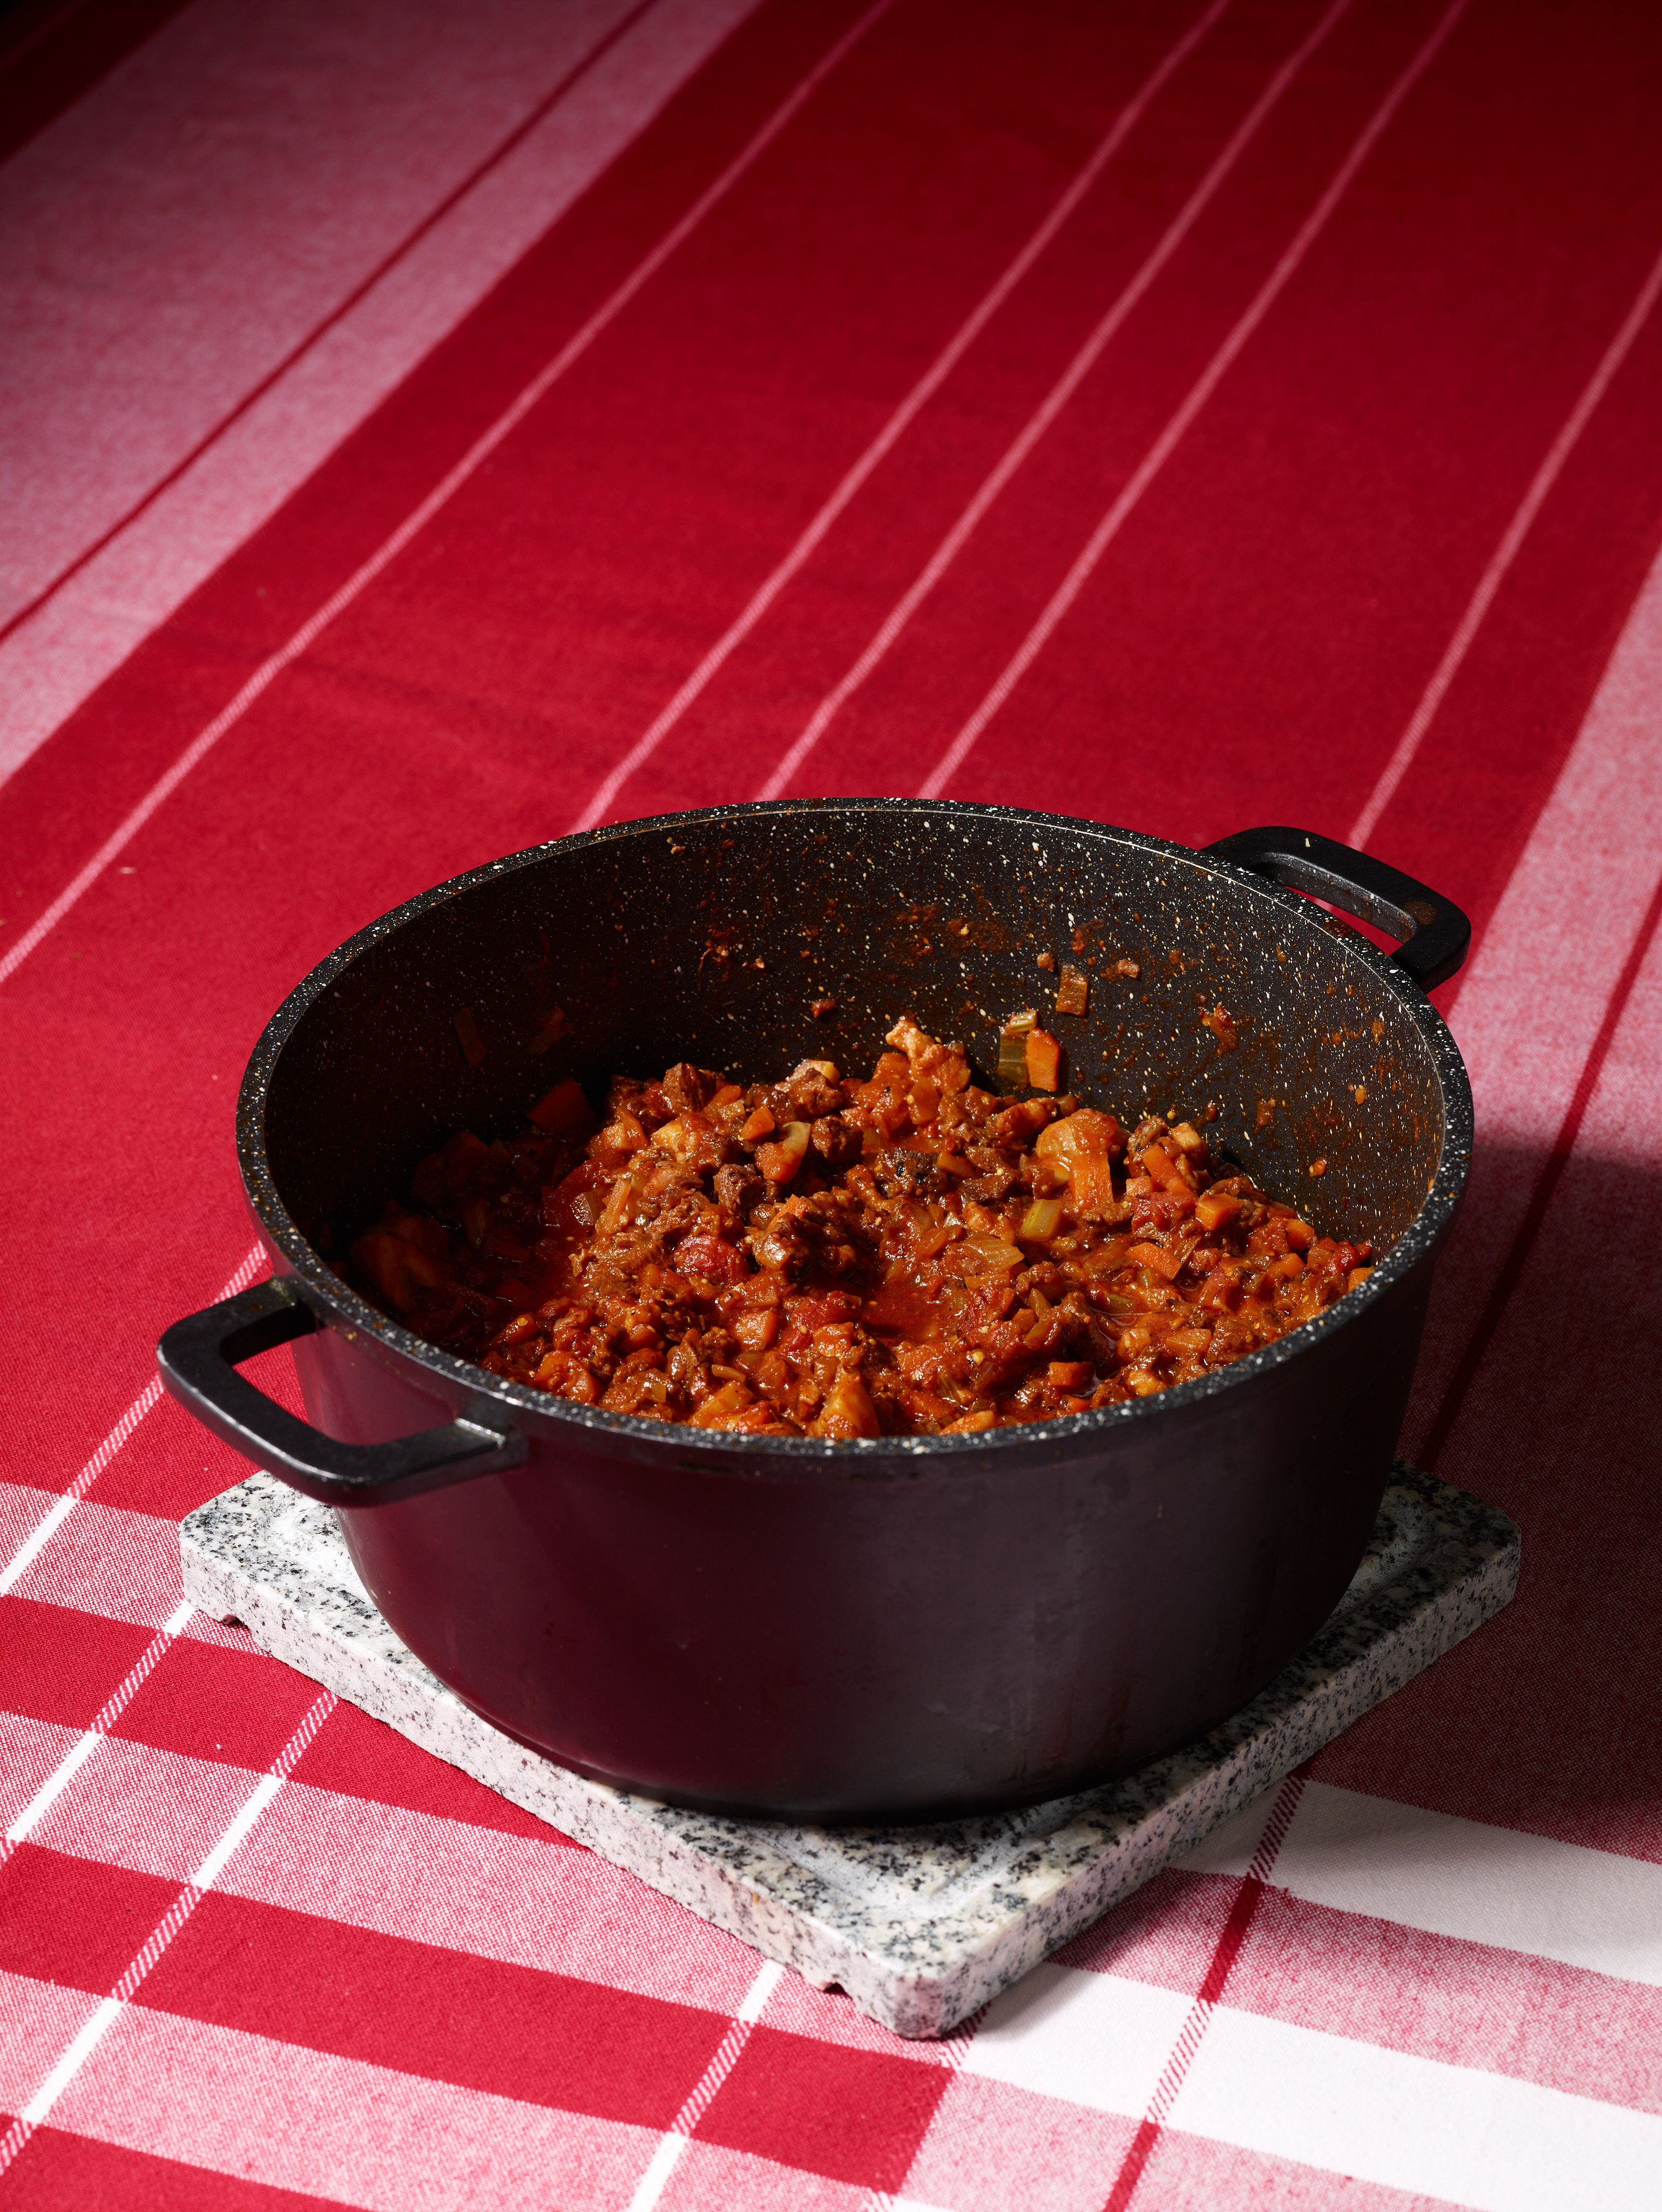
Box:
(237, 799), (1472, 1469)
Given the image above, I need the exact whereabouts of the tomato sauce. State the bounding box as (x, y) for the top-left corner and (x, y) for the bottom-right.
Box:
(350, 1015), (1372, 1438)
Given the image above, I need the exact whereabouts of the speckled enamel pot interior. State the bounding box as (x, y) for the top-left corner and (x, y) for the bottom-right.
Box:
(237, 800), (1472, 1821)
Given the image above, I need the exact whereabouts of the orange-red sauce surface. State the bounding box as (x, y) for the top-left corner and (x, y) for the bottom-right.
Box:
(352, 1016), (1372, 1438)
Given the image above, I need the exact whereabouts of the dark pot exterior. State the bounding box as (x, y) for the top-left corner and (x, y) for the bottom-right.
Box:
(172, 801), (1473, 1821)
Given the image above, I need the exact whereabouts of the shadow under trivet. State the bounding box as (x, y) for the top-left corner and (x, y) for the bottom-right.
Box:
(180, 1464), (1517, 2039)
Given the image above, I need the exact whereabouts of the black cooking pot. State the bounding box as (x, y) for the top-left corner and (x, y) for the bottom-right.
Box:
(159, 802), (1470, 1821)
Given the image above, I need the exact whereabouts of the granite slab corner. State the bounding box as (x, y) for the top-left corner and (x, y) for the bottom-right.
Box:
(180, 1463), (1518, 2038)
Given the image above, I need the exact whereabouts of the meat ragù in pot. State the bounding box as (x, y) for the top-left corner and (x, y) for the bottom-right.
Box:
(352, 1014), (1373, 1440)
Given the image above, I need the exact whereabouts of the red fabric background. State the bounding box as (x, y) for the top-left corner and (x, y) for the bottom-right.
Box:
(3, 1), (1661, 2204)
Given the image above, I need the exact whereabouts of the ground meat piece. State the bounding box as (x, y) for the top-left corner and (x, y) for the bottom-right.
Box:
(871, 1148), (939, 1199)
(751, 1206), (810, 1276)
(712, 1162), (764, 1221)
(359, 1028), (1372, 1437)
(610, 1074), (673, 1128)
(663, 1062), (721, 1111)
(810, 1114), (862, 1170)
(769, 1061), (843, 1121)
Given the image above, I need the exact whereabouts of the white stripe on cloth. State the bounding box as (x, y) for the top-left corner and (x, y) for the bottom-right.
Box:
(1348, 234), (1662, 849)
(1, 1492), (200, 1628)
(752, 0), (1356, 804)
(1, 0), (638, 616)
(13, 1729), (267, 1888)
(0, 1971), (97, 2116)
(958, 1951), (1662, 2211)
(571, 0), (1239, 831)
(0, 1688), (335, 2178)
(0, 0), (765, 783)
(623, 1959), (782, 2212)
(31, 1995), (659, 2212)
(0, 1242), (262, 1594)
(0, 0), (895, 988)
(1179, 1777), (1662, 1993)
(3, 1600), (194, 1863)
(1169, 2004), (1662, 2212)
(64, 1724), (1660, 2040)
(1135, 1776), (1306, 2138)
(33, 1745), (758, 2007)
(1270, 1783), (1662, 1988)
(0, 1715), (82, 1837)
(961, 1964), (1191, 2113)
(915, 0), (1473, 799)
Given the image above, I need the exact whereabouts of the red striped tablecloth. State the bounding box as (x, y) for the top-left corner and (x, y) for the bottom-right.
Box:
(3, 2), (1660, 2204)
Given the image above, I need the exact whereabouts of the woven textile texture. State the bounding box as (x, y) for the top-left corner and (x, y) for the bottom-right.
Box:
(3, 1), (1661, 2204)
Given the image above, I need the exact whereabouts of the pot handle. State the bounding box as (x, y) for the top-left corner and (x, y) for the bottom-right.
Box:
(157, 1277), (528, 1507)
(1203, 826), (1470, 990)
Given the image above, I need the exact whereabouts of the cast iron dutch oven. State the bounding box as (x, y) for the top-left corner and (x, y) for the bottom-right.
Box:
(158, 802), (1471, 1822)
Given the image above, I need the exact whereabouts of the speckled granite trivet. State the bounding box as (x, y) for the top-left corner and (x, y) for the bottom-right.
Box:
(180, 1464), (1516, 2038)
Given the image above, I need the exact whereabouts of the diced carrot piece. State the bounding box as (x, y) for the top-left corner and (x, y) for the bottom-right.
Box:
(909, 1075), (940, 1127)
(740, 1105), (775, 1144)
(1047, 1360), (1092, 1390)
(1067, 1155), (1119, 1215)
(1140, 1141), (1189, 1191)
(1128, 1240), (1182, 1282)
(1193, 1190), (1241, 1233)
(1025, 1027), (1062, 1091)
